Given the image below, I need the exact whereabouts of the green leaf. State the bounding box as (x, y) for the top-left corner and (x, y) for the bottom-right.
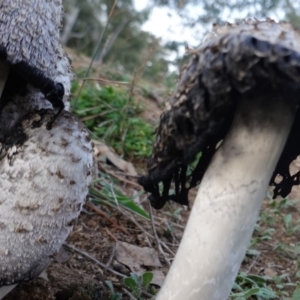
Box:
(90, 184), (150, 220)
(241, 287), (260, 298)
(142, 272), (154, 287)
(292, 285), (300, 300)
(130, 273), (140, 285)
(284, 214), (292, 228)
(105, 280), (115, 293)
(246, 249), (261, 256)
(124, 277), (138, 291)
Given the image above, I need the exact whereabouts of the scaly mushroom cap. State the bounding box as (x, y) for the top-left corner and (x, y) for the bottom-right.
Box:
(0, 110), (94, 286)
(138, 20), (300, 208)
(0, 0), (72, 108)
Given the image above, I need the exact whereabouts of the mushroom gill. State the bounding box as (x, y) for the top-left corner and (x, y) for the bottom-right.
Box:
(138, 20), (300, 299)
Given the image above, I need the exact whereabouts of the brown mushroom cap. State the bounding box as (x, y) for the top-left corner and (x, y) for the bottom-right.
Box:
(138, 19), (300, 208)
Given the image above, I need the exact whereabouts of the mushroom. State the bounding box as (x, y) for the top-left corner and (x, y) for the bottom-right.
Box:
(0, 1), (94, 298)
(0, 110), (94, 294)
(139, 20), (300, 299)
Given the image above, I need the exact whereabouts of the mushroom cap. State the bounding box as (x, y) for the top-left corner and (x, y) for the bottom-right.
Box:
(0, 110), (94, 286)
(0, 0), (71, 105)
(138, 20), (300, 208)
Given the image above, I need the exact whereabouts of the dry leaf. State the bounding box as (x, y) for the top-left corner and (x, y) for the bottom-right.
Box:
(93, 141), (137, 176)
(116, 241), (161, 272)
(55, 247), (71, 264)
(264, 268), (278, 277)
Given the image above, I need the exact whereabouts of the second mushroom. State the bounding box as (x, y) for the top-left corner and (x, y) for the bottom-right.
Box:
(139, 20), (300, 300)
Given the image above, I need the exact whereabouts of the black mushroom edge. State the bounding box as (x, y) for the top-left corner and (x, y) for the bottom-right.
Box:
(138, 34), (300, 209)
(0, 46), (65, 129)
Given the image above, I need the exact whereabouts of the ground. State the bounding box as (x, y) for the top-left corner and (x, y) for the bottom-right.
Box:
(3, 51), (300, 300)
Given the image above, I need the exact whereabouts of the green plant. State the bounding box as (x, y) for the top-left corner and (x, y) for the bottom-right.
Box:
(292, 284), (300, 300)
(274, 242), (299, 259)
(105, 280), (122, 300)
(249, 227), (275, 248)
(72, 83), (154, 159)
(90, 177), (150, 220)
(273, 273), (295, 292)
(231, 272), (278, 299)
(283, 214), (300, 235)
(123, 272), (154, 299)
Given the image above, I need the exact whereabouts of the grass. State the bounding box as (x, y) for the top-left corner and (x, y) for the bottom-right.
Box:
(90, 176), (150, 220)
(72, 82), (154, 159)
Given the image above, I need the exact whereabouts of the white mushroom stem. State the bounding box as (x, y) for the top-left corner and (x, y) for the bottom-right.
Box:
(0, 61), (9, 97)
(0, 284), (17, 300)
(157, 93), (296, 300)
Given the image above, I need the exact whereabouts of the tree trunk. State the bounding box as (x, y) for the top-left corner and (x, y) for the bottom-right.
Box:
(60, 6), (80, 46)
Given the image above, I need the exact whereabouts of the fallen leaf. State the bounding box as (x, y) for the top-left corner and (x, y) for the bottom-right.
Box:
(93, 141), (137, 176)
(55, 247), (71, 264)
(115, 241), (161, 272)
(264, 268), (278, 277)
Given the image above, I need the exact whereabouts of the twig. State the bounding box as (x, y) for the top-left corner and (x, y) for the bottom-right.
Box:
(161, 241), (176, 256)
(155, 216), (186, 229)
(64, 243), (126, 278)
(106, 245), (116, 268)
(142, 290), (155, 298)
(86, 202), (131, 236)
(122, 287), (154, 300)
(103, 167), (141, 189)
(119, 209), (153, 247)
(106, 228), (118, 242)
(122, 288), (138, 300)
(149, 203), (171, 266)
(115, 171), (138, 178)
(246, 254), (260, 273)
(84, 77), (130, 85)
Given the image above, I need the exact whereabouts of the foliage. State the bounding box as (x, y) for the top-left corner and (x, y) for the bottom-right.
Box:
(106, 273), (155, 300)
(230, 272), (296, 300)
(62, 0), (169, 81)
(72, 82), (154, 159)
(106, 281), (122, 300)
(90, 177), (150, 220)
(123, 272), (154, 299)
(231, 272), (278, 299)
(292, 284), (300, 300)
(153, 0), (300, 28)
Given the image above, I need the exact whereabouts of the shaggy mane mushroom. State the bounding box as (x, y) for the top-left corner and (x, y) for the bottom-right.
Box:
(139, 20), (300, 299)
(0, 1), (94, 298)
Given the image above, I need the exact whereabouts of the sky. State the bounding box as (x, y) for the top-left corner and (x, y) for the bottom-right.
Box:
(132, 0), (285, 48)
(132, 0), (287, 71)
(132, 0), (205, 47)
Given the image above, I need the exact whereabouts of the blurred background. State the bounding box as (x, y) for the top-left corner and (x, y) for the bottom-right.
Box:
(61, 0), (300, 83)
